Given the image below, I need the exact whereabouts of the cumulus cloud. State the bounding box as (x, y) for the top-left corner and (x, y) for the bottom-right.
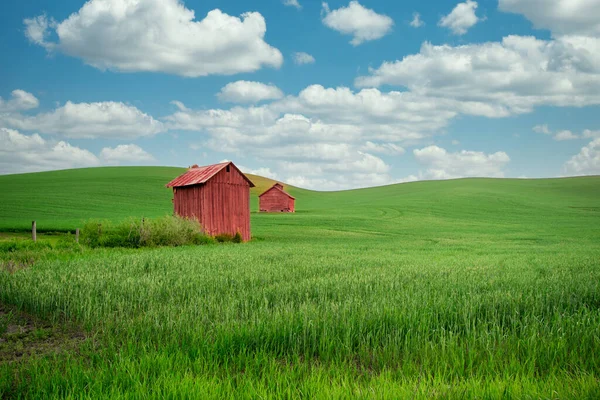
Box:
(439, 0), (481, 35)
(293, 52), (316, 65)
(217, 81), (284, 104)
(283, 0), (302, 10)
(100, 144), (155, 165)
(355, 35), (600, 113)
(321, 1), (393, 46)
(0, 128), (100, 174)
(410, 13), (424, 28)
(167, 84), (445, 189)
(1, 101), (165, 139)
(563, 138), (600, 176)
(361, 141), (405, 155)
(162, 81), (523, 189)
(240, 166), (279, 180)
(413, 145), (510, 180)
(0, 90), (39, 112)
(533, 124), (551, 134)
(24, 15), (55, 49)
(167, 85), (481, 151)
(583, 129), (600, 138)
(533, 125), (584, 141)
(553, 130), (579, 141)
(24, 0), (283, 77)
(499, 0), (600, 37)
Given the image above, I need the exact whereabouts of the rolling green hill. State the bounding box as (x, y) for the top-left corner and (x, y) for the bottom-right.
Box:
(0, 167), (598, 237)
(0, 167), (305, 232)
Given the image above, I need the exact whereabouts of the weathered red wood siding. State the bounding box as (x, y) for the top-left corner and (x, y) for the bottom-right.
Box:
(259, 187), (295, 213)
(173, 166), (251, 241)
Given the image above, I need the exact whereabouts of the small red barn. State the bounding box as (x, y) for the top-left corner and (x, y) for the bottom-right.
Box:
(166, 162), (255, 241)
(259, 183), (295, 213)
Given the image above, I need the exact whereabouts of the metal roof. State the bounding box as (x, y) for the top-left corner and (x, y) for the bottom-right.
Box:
(166, 162), (255, 188)
(258, 183), (295, 199)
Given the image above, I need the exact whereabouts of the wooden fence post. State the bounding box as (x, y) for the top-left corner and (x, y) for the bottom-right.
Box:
(76, 228), (80, 243)
(32, 220), (37, 242)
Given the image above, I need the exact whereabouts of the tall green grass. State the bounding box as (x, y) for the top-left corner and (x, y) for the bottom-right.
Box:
(80, 215), (213, 248)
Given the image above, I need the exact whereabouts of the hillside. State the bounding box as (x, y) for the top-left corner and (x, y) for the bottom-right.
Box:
(0, 167), (599, 237)
(0, 167), (306, 231)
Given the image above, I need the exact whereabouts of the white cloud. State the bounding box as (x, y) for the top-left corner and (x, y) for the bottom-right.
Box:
(451, 140), (460, 145)
(0, 90), (39, 112)
(499, 0), (600, 37)
(164, 82), (526, 189)
(23, 15), (55, 49)
(2, 101), (165, 139)
(167, 85), (478, 149)
(286, 171), (396, 191)
(293, 52), (316, 65)
(217, 81), (284, 104)
(24, 0), (283, 77)
(355, 36), (600, 113)
(0, 128), (100, 174)
(553, 130), (579, 141)
(361, 141), (405, 155)
(167, 85), (435, 189)
(413, 145), (510, 179)
(321, 1), (393, 46)
(533, 124), (551, 134)
(563, 138), (600, 176)
(583, 129), (600, 138)
(100, 144), (155, 165)
(283, 0), (302, 10)
(410, 13), (424, 28)
(439, 0), (481, 35)
(240, 166), (279, 180)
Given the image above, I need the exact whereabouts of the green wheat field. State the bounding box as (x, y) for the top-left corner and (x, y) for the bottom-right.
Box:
(1, 167), (599, 398)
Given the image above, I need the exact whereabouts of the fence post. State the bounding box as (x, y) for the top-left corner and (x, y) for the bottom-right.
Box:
(76, 228), (80, 243)
(32, 220), (37, 242)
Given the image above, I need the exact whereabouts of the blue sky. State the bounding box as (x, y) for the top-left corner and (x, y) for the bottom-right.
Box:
(1, 0), (599, 189)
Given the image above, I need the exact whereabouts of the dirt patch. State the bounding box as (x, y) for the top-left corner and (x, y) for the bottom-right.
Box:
(0, 258), (36, 274)
(0, 303), (88, 363)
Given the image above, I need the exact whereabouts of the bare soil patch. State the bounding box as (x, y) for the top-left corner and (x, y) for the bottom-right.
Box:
(0, 303), (88, 363)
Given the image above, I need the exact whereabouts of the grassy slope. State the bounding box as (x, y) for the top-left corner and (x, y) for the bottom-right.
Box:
(0, 167), (300, 231)
(1, 166), (598, 235)
(1, 168), (600, 397)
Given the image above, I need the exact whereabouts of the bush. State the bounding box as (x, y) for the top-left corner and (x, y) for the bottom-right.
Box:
(232, 232), (243, 243)
(214, 234), (234, 243)
(80, 216), (212, 248)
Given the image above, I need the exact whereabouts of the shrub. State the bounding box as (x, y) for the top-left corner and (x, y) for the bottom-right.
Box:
(232, 232), (243, 243)
(54, 233), (83, 252)
(214, 234), (234, 243)
(80, 216), (212, 248)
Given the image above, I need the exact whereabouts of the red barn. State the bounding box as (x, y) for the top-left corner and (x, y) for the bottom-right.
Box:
(166, 162), (255, 241)
(259, 183), (295, 213)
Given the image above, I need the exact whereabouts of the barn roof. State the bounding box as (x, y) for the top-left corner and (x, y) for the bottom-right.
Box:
(166, 161), (255, 188)
(258, 183), (295, 199)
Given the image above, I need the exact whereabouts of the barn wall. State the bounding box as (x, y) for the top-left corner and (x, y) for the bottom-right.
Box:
(172, 166), (251, 241)
(259, 188), (294, 212)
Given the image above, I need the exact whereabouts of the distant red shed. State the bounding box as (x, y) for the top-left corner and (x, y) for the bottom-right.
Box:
(259, 183), (295, 213)
(166, 162), (255, 241)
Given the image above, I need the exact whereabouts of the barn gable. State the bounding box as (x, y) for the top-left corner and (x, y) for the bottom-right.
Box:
(166, 162), (255, 188)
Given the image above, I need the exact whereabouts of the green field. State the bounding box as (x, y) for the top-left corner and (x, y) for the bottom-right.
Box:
(0, 167), (297, 232)
(1, 168), (600, 398)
